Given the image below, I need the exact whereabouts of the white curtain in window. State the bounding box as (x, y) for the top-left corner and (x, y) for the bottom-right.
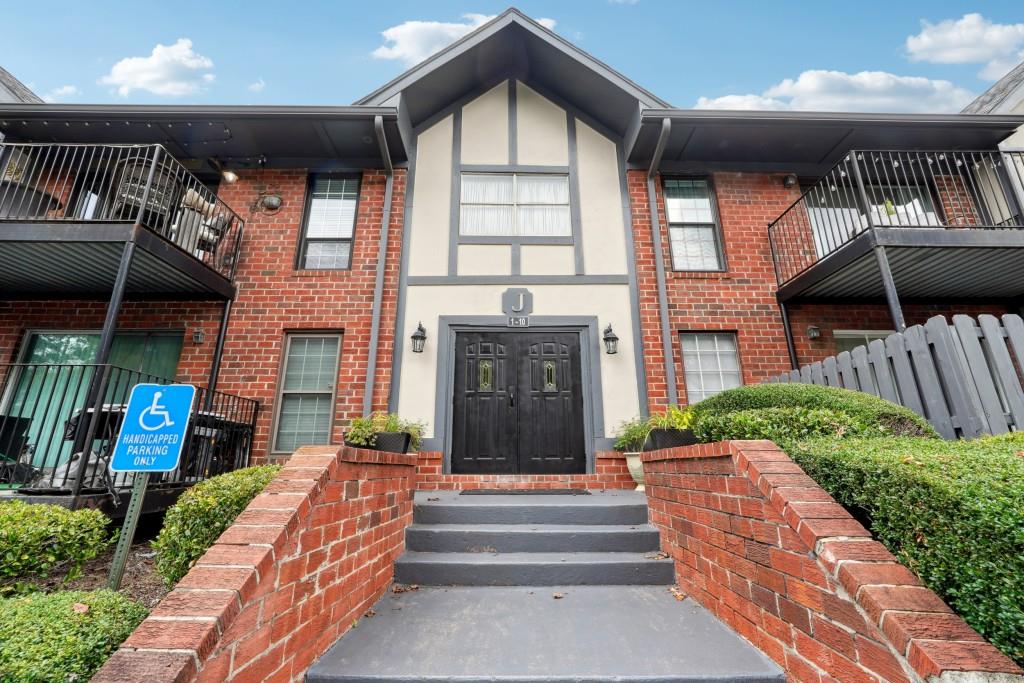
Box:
(516, 175), (569, 204)
(461, 174), (513, 203)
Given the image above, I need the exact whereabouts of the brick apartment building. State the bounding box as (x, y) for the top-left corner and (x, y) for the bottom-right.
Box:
(1, 10), (1023, 498)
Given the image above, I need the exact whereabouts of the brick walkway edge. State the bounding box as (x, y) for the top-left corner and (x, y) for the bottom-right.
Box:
(94, 445), (417, 683)
(643, 440), (1022, 683)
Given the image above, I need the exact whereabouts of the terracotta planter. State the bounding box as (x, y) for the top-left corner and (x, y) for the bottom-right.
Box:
(624, 452), (644, 491)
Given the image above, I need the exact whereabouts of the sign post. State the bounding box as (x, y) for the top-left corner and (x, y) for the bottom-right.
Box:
(107, 383), (196, 590)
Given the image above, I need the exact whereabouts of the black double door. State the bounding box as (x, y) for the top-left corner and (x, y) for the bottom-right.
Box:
(451, 331), (586, 474)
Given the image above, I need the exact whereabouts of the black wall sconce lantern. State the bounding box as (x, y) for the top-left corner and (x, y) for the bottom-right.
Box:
(192, 329), (206, 345)
(411, 322), (427, 353)
(806, 325), (821, 340)
(603, 324), (619, 355)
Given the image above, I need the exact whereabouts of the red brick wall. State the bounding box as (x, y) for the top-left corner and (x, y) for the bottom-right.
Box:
(643, 440), (1022, 682)
(629, 171), (799, 412)
(93, 445), (417, 683)
(414, 451), (635, 490)
(0, 168), (406, 460)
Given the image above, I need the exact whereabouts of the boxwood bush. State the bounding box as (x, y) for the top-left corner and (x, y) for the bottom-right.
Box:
(153, 464), (280, 586)
(0, 589), (147, 681)
(690, 384), (936, 439)
(787, 435), (1024, 665)
(0, 501), (111, 595)
(693, 406), (866, 445)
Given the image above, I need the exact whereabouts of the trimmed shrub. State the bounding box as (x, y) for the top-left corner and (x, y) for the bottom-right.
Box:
(0, 501), (111, 595)
(690, 384), (936, 438)
(153, 465), (280, 586)
(0, 589), (147, 681)
(693, 407), (864, 445)
(612, 417), (649, 452)
(787, 436), (1024, 665)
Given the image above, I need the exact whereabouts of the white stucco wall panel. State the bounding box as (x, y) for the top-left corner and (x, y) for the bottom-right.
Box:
(575, 119), (627, 275)
(516, 82), (569, 166)
(461, 82), (509, 165)
(519, 245), (575, 275)
(408, 115), (453, 276)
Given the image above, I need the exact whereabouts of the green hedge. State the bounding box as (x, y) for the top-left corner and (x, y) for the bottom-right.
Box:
(690, 384), (936, 439)
(0, 589), (147, 682)
(0, 502), (111, 595)
(693, 407), (865, 445)
(787, 435), (1024, 665)
(153, 465), (281, 586)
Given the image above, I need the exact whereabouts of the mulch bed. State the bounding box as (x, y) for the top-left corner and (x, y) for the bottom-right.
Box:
(60, 541), (169, 608)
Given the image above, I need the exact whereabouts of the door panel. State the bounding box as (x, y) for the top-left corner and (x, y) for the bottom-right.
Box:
(451, 331), (585, 475)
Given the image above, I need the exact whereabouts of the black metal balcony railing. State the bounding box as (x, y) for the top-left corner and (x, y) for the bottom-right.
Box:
(768, 149), (1024, 286)
(0, 143), (244, 280)
(0, 363), (258, 498)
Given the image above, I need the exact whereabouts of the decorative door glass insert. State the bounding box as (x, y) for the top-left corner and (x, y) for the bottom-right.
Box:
(478, 359), (493, 391)
(543, 360), (557, 392)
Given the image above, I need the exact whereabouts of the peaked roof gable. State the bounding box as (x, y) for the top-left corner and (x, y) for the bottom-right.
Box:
(357, 8), (668, 137)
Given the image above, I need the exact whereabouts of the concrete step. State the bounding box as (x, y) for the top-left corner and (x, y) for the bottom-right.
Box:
(405, 523), (662, 553)
(306, 586), (785, 683)
(394, 551), (675, 586)
(413, 491), (649, 526)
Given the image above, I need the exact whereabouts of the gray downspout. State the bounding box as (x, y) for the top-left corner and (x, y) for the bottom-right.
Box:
(362, 115), (395, 416)
(646, 117), (678, 405)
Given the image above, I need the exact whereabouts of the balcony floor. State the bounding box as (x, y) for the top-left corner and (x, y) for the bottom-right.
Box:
(777, 228), (1024, 303)
(0, 222), (234, 300)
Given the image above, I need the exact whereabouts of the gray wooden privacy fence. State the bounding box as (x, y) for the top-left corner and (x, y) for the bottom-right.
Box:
(766, 314), (1024, 439)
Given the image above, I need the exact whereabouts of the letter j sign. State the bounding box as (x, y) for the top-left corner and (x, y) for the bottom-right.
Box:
(110, 383), (196, 472)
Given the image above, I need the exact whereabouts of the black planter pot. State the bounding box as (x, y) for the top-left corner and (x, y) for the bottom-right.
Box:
(643, 428), (699, 452)
(346, 431), (412, 454)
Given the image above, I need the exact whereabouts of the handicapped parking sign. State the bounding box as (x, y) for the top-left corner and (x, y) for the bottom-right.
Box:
(110, 383), (196, 472)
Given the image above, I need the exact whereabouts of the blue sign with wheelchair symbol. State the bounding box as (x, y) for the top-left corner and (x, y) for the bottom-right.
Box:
(110, 384), (196, 472)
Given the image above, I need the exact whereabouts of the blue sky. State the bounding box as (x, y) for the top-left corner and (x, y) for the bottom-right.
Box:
(3, 1), (1023, 112)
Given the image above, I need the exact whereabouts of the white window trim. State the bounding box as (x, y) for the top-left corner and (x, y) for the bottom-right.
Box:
(270, 333), (342, 455)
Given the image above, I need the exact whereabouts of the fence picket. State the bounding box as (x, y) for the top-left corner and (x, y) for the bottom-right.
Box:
(885, 332), (928, 421)
(836, 351), (858, 389)
(867, 339), (900, 404)
(903, 324), (960, 438)
(1002, 314), (1024, 374)
(822, 357), (840, 386)
(809, 362), (824, 385)
(925, 317), (986, 438)
(800, 364), (813, 383)
(951, 315), (1008, 434)
(789, 369), (801, 382)
(978, 314), (1024, 430)
(851, 346), (875, 394)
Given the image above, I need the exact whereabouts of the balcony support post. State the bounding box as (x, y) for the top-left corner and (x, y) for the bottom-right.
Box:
(874, 244), (906, 332)
(779, 302), (799, 369)
(93, 239), (136, 366)
(203, 298), (233, 411)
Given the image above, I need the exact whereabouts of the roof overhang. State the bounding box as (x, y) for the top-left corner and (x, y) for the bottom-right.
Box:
(629, 109), (1024, 175)
(357, 9), (667, 138)
(0, 104), (406, 173)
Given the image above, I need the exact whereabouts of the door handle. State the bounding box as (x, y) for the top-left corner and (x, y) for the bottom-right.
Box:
(509, 386), (515, 407)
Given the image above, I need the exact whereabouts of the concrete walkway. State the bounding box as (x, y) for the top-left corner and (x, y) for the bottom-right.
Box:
(307, 585), (784, 683)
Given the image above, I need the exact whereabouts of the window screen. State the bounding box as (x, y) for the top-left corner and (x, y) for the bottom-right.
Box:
(299, 176), (358, 269)
(664, 179), (723, 271)
(273, 335), (340, 452)
(681, 332), (742, 403)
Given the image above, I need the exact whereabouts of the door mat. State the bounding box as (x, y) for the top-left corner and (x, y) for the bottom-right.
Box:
(459, 489), (592, 495)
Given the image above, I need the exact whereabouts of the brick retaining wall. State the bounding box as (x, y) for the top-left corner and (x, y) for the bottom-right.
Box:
(94, 445), (416, 683)
(414, 450), (635, 490)
(643, 440), (1023, 682)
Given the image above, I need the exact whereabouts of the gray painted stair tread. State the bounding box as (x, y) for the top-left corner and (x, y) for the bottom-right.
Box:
(406, 523), (657, 531)
(414, 490), (646, 505)
(306, 586), (784, 683)
(398, 551), (668, 563)
(414, 491), (649, 525)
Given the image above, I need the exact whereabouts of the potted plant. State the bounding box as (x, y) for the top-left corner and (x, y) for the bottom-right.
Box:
(644, 405), (699, 451)
(344, 412), (425, 454)
(612, 417), (650, 490)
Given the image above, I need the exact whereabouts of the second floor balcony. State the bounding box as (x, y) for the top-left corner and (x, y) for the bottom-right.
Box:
(769, 149), (1024, 306)
(0, 142), (244, 300)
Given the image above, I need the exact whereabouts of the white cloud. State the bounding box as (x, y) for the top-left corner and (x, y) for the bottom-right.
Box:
(42, 85), (80, 103)
(99, 38), (215, 97)
(248, 78), (266, 93)
(372, 13), (557, 66)
(695, 69), (974, 113)
(906, 13), (1024, 80)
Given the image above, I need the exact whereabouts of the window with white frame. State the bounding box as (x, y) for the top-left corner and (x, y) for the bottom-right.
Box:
(298, 175), (359, 269)
(664, 178), (724, 271)
(273, 334), (341, 453)
(833, 330), (893, 355)
(460, 173), (571, 237)
(681, 332), (742, 403)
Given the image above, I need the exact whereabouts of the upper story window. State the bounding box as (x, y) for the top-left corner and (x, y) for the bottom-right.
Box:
(460, 173), (570, 237)
(298, 175), (360, 269)
(664, 178), (725, 271)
